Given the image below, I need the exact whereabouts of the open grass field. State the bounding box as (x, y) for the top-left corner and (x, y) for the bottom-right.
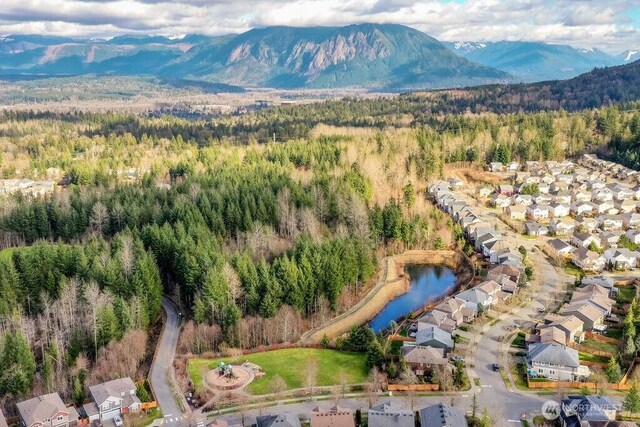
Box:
(188, 348), (368, 395)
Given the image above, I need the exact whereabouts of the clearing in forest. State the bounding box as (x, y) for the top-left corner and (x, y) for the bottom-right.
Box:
(188, 348), (368, 395)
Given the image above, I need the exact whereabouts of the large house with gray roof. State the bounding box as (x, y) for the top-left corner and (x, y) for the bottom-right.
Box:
(368, 402), (414, 427)
(419, 403), (468, 427)
(527, 343), (589, 381)
(86, 377), (141, 422)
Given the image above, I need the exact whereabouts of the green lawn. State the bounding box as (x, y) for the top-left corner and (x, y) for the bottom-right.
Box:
(188, 348), (369, 395)
(579, 351), (609, 364)
(617, 287), (636, 305)
(606, 328), (623, 340)
(581, 338), (619, 355)
(511, 332), (526, 349)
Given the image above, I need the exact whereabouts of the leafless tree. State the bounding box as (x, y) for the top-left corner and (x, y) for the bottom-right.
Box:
(304, 357), (319, 398)
(277, 188), (298, 238)
(120, 235), (134, 277)
(223, 263), (243, 303)
(268, 375), (287, 401)
(89, 202), (109, 235)
(434, 365), (453, 393)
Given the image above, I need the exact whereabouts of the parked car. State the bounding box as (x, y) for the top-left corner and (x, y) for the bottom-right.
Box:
(492, 363), (500, 371)
(114, 416), (124, 427)
(451, 355), (465, 363)
(537, 307), (546, 313)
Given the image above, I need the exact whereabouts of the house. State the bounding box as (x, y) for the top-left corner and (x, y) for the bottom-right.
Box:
(622, 212), (640, 229)
(417, 311), (457, 333)
(418, 403), (468, 427)
(525, 222), (549, 236)
(428, 181), (451, 196)
(553, 192), (572, 204)
(570, 202), (594, 217)
(476, 280), (502, 299)
(571, 286), (614, 315)
(571, 233), (600, 249)
(415, 324), (453, 353)
(455, 288), (492, 313)
(527, 343), (590, 381)
(507, 162), (520, 172)
(432, 298), (466, 326)
(536, 326), (568, 345)
(571, 190), (592, 203)
(512, 194), (534, 206)
(626, 229), (640, 245)
(368, 402), (414, 427)
(594, 200), (615, 214)
(596, 215), (624, 231)
(505, 205), (527, 220)
(604, 248), (640, 270)
(593, 188), (614, 202)
(599, 231), (622, 248)
(538, 182), (551, 194)
(615, 199), (637, 213)
(488, 162), (504, 172)
(560, 302), (606, 331)
(487, 265), (521, 285)
(87, 377), (141, 422)
(571, 247), (606, 272)
(496, 184), (515, 196)
(401, 345), (447, 376)
(310, 406), (355, 427)
(488, 274), (520, 294)
(547, 239), (575, 258)
(561, 395), (618, 426)
(548, 315), (585, 344)
(257, 413), (301, 427)
(581, 276), (616, 295)
(17, 393), (79, 427)
(574, 216), (598, 233)
(549, 203), (570, 218)
(476, 186), (493, 197)
(527, 204), (550, 220)
(490, 193), (512, 208)
(534, 193), (553, 204)
(550, 218), (575, 236)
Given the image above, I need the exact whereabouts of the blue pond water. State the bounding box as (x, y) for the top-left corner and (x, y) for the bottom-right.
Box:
(369, 265), (457, 333)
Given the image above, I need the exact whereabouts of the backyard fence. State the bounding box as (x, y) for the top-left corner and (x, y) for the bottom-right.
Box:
(387, 383), (440, 391)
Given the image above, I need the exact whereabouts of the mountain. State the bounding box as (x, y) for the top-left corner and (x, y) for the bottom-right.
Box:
(618, 49), (640, 63)
(0, 25), (512, 90)
(445, 41), (621, 82)
(163, 24), (512, 89)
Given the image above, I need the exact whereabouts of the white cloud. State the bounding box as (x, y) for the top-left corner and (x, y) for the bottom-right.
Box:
(0, 0), (638, 52)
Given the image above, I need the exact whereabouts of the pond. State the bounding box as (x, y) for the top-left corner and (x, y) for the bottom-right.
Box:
(369, 264), (457, 333)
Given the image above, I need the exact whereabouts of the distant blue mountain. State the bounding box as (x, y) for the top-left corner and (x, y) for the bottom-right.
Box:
(445, 41), (622, 82)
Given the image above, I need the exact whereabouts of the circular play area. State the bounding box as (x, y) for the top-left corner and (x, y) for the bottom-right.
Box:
(204, 362), (255, 391)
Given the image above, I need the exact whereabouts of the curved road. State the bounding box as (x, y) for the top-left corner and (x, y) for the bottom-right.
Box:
(150, 298), (194, 425)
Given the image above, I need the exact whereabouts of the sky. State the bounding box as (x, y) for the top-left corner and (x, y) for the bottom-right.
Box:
(1, 0), (640, 53)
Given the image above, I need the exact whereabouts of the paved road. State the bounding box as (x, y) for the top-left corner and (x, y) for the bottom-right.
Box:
(150, 298), (196, 426)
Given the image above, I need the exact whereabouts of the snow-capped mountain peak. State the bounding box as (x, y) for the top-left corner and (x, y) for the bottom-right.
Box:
(452, 41), (487, 53)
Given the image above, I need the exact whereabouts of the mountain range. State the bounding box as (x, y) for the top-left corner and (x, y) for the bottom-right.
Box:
(0, 24), (636, 90)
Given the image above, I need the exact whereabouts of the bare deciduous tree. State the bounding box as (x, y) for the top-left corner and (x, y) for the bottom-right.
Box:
(89, 202), (109, 235)
(304, 357), (319, 398)
(268, 375), (287, 401)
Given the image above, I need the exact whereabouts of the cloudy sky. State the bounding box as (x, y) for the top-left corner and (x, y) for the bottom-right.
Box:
(1, 0), (640, 53)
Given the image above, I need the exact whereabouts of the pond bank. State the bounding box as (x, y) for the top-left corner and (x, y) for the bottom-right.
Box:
(299, 249), (473, 344)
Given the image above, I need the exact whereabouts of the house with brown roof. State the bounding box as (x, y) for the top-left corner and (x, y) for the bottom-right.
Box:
(571, 247), (606, 272)
(401, 345), (448, 376)
(560, 302), (606, 331)
(17, 393), (79, 427)
(310, 406), (355, 427)
(486, 265), (521, 285)
(417, 311), (457, 333)
(548, 315), (585, 344)
(432, 298), (466, 327)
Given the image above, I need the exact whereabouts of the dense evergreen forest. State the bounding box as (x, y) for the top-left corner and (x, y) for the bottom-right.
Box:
(3, 73), (640, 404)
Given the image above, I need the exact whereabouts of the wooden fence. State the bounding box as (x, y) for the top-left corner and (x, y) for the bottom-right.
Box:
(387, 383), (440, 391)
(527, 380), (631, 391)
(584, 332), (621, 345)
